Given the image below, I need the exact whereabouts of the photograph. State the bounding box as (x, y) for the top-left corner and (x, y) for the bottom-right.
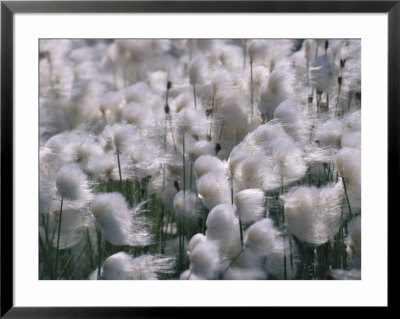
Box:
(38, 38), (361, 281)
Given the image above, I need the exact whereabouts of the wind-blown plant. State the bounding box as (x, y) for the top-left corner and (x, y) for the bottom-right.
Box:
(39, 38), (361, 280)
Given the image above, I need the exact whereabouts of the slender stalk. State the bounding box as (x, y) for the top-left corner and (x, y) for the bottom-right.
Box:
(97, 229), (102, 279)
(281, 179), (287, 280)
(341, 176), (353, 218)
(335, 81), (343, 116)
(116, 150), (123, 191)
(283, 249), (287, 280)
(189, 161), (193, 191)
(182, 133), (186, 200)
(230, 176), (242, 248)
(326, 93), (329, 110)
(86, 229), (95, 269)
(58, 255), (72, 280)
(239, 218), (244, 249)
(312, 247), (317, 279)
(55, 196), (64, 278)
(193, 83), (197, 109)
(250, 59), (254, 118)
(178, 216), (183, 274)
(221, 249), (244, 276)
(289, 237), (294, 271)
(160, 206), (165, 254)
(347, 91), (353, 112)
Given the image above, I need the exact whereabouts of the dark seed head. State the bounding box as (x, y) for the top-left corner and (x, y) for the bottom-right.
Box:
(338, 76), (343, 85)
(205, 108), (212, 117)
(324, 40), (329, 50)
(164, 104), (170, 114)
(174, 180), (180, 192)
(167, 81), (172, 90)
(308, 95), (313, 104)
(340, 59), (346, 68)
(215, 143), (221, 154)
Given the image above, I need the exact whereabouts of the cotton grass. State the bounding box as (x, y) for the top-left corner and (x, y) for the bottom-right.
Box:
(39, 38), (362, 281)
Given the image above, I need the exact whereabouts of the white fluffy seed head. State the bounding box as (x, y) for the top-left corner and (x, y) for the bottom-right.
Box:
(205, 204), (241, 258)
(101, 252), (175, 280)
(91, 193), (152, 246)
(273, 99), (300, 125)
(343, 110), (361, 132)
(187, 140), (214, 162)
(234, 188), (265, 223)
(222, 267), (266, 280)
(334, 147), (361, 212)
(194, 155), (228, 179)
(87, 152), (119, 180)
(258, 65), (294, 120)
(173, 190), (198, 218)
(346, 216), (361, 269)
(249, 122), (287, 147)
(189, 239), (220, 279)
(265, 245), (297, 280)
(235, 153), (274, 191)
(247, 39), (268, 63)
(310, 55), (332, 93)
(334, 147), (361, 185)
(176, 107), (208, 137)
(327, 268), (361, 280)
(206, 205), (237, 243)
(314, 118), (343, 148)
(244, 218), (281, 256)
(187, 233), (207, 255)
(341, 131), (361, 149)
(55, 163), (92, 201)
(179, 269), (205, 280)
(197, 171), (231, 209)
(188, 55), (207, 85)
(112, 124), (136, 153)
(122, 101), (152, 126)
(281, 183), (344, 246)
(272, 137), (307, 181)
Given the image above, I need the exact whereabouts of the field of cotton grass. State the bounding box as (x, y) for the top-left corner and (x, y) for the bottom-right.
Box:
(39, 38), (361, 280)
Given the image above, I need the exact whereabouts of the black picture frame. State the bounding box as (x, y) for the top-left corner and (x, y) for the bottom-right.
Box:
(1, 1), (394, 317)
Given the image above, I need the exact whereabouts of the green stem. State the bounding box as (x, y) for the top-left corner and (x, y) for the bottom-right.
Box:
(341, 176), (353, 218)
(283, 251), (287, 280)
(97, 229), (102, 279)
(250, 59), (254, 118)
(221, 249), (244, 277)
(116, 150), (123, 191)
(189, 161), (193, 191)
(335, 84), (342, 117)
(86, 229), (95, 269)
(239, 218), (244, 249)
(182, 133), (186, 200)
(55, 196), (64, 278)
(160, 206), (165, 254)
(168, 119), (177, 151)
(193, 83), (197, 109)
(58, 255), (72, 280)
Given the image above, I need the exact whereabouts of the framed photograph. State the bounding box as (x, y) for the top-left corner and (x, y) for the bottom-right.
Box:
(1, 0), (395, 316)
